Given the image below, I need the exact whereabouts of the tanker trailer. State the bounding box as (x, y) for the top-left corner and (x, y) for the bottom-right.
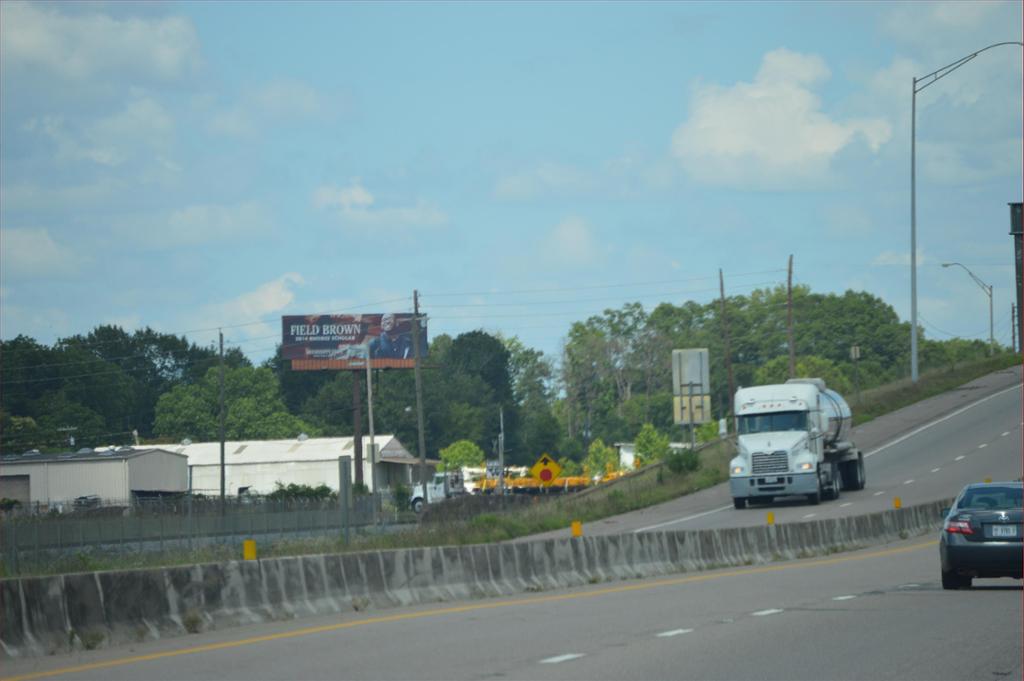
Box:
(728, 378), (866, 509)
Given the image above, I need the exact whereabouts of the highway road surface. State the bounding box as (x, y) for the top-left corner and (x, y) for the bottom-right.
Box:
(4, 534), (1019, 681)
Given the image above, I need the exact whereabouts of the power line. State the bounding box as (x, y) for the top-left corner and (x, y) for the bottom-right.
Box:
(419, 268), (786, 298)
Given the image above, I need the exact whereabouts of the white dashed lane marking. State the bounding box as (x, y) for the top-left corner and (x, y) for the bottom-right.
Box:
(1002, 432), (1010, 437)
(978, 443), (987, 449)
(955, 455), (966, 461)
(656, 629), (694, 638)
(874, 491), (885, 496)
(840, 502), (852, 508)
(540, 654), (584, 664)
(931, 468), (941, 473)
(752, 609), (784, 617)
(832, 595), (857, 601)
(903, 480), (914, 485)
(802, 513), (816, 519)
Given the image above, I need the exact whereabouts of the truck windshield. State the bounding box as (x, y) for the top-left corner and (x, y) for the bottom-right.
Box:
(738, 411), (807, 434)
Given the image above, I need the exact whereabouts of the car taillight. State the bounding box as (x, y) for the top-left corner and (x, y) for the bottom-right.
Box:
(945, 519), (974, 534)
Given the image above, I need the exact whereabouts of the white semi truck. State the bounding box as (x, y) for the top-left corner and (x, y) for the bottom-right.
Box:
(729, 378), (865, 509)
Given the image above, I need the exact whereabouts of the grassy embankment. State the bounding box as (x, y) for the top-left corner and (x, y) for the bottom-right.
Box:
(3, 353), (1018, 577)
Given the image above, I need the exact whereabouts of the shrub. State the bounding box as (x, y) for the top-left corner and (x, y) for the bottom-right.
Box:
(666, 450), (700, 474)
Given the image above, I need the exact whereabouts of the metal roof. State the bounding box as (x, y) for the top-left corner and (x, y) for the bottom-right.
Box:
(0, 447), (186, 465)
(126, 435), (433, 466)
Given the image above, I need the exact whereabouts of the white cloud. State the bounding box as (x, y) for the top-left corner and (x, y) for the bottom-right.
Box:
(0, 228), (78, 277)
(671, 48), (892, 188)
(209, 79), (325, 137)
(540, 216), (602, 268)
(314, 180), (447, 228)
(25, 97), (175, 167)
(196, 273), (305, 340)
(880, 2), (1006, 51)
(0, 1), (201, 81)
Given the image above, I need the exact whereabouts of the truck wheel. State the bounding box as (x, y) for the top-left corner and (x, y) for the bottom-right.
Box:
(733, 497), (747, 510)
(806, 489), (821, 505)
(853, 457), (866, 490)
(840, 456), (866, 491)
(412, 498), (424, 514)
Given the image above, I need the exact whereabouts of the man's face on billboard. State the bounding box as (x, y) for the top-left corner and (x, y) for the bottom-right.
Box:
(382, 314), (396, 332)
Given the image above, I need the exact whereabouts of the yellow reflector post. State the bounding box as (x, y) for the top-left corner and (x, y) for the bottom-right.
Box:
(766, 512), (775, 526)
(243, 539), (257, 561)
(571, 520), (583, 538)
(893, 497), (902, 509)
(984, 477), (992, 483)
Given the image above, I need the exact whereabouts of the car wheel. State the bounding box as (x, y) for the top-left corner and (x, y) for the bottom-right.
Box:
(941, 569), (966, 590)
(412, 498), (424, 514)
(733, 497), (747, 510)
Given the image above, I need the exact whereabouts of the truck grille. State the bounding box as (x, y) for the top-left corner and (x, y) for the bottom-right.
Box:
(751, 450), (789, 475)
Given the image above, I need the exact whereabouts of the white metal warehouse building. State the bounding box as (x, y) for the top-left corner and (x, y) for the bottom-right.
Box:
(147, 435), (431, 496)
(0, 448), (188, 507)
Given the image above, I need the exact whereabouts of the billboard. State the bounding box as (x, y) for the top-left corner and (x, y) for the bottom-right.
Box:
(282, 314), (427, 370)
(671, 348), (710, 396)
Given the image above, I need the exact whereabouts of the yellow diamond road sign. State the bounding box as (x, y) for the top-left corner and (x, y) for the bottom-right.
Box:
(530, 454), (562, 486)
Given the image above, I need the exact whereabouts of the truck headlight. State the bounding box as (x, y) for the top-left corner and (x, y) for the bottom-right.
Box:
(732, 466), (744, 474)
(798, 462), (814, 470)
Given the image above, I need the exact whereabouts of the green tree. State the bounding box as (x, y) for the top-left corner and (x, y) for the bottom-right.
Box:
(154, 366), (315, 441)
(634, 423), (669, 467)
(438, 439), (486, 471)
(583, 437), (619, 477)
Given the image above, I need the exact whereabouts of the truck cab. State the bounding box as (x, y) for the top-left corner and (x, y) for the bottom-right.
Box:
(729, 379), (864, 509)
(410, 470), (464, 513)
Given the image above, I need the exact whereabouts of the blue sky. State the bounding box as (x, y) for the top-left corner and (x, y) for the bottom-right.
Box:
(2, 1), (1022, 364)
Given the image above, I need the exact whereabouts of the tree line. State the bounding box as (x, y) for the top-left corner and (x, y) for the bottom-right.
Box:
(0, 285), (996, 465)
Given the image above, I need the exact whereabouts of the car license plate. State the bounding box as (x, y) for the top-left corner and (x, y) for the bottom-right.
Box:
(991, 525), (1018, 538)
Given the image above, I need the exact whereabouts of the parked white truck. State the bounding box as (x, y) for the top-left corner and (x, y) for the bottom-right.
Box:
(729, 378), (865, 509)
(410, 470), (465, 513)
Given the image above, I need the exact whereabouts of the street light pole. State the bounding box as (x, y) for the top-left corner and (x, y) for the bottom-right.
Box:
(909, 41), (1023, 382)
(942, 262), (995, 355)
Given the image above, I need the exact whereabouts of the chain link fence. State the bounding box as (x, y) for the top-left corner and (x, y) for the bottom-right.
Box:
(0, 491), (411, 575)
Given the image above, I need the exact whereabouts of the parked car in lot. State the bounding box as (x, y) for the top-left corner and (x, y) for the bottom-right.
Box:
(940, 481), (1023, 590)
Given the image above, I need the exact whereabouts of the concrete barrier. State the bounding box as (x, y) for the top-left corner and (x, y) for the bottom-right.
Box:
(0, 498), (950, 658)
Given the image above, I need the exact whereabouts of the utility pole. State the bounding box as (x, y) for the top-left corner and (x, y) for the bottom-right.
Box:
(719, 269), (735, 408)
(412, 290), (428, 504)
(498, 407), (505, 505)
(1012, 304), (1017, 354)
(352, 370), (363, 487)
(219, 330), (225, 513)
(787, 255), (796, 378)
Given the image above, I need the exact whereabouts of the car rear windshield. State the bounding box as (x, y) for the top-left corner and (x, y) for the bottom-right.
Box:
(737, 411), (807, 434)
(958, 487), (1023, 511)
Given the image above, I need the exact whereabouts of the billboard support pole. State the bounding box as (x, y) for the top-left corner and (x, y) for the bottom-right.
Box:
(364, 344), (378, 524)
(412, 290), (429, 504)
(219, 329), (226, 515)
(353, 371), (363, 487)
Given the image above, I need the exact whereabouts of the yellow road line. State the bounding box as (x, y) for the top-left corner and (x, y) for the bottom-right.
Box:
(1, 540), (937, 681)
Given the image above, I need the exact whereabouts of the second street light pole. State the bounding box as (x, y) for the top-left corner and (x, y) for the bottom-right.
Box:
(909, 41), (1023, 382)
(942, 262), (995, 355)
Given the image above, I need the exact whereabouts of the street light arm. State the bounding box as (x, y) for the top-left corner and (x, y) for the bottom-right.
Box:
(944, 262), (993, 297)
(915, 41), (1024, 93)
